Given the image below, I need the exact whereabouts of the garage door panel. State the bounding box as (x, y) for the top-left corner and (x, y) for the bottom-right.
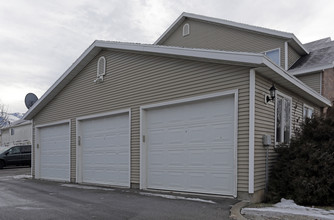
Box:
(146, 95), (236, 195)
(80, 113), (130, 187)
(39, 123), (70, 181)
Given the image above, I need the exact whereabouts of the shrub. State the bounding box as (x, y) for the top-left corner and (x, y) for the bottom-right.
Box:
(266, 107), (334, 206)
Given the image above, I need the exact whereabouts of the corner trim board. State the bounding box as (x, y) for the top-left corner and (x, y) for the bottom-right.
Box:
(249, 69), (255, 194)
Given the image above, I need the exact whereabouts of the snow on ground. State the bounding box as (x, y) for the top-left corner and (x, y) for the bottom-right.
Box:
(139, 192), (216, 204)
(12, 175), (32, 180)
(61, 184), (115, 191)
(242, 198), (334, 220)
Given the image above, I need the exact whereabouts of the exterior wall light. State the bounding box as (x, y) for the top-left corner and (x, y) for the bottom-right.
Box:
(265, 84), (277, 103)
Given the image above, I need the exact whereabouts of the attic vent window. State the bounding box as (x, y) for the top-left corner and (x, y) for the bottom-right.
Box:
(182, 23), (190, 37)
(95, 56), (106, 83)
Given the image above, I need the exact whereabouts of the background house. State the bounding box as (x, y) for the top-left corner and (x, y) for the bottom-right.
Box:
(22, 12), (331, 202)
(0, 120), (32, 147)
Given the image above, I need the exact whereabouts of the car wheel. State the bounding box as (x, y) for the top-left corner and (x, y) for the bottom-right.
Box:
(0, 161), (4, 169)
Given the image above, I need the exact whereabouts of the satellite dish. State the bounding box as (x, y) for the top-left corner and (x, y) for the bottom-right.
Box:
(25, 93), (38, 109)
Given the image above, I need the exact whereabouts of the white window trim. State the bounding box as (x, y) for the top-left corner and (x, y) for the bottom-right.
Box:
(274, 91), (292, 146)
(303, 104), (314, 120)
(139, 90), (239, 198)
(182, 23), (190, 37)
(263, 48), (281, 66)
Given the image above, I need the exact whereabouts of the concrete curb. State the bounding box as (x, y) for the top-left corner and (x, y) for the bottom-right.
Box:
(230, 201), (249, 220)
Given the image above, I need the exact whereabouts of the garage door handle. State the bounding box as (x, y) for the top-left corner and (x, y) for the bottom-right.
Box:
(142, 135), (146, 143)
(78, 136), (81, 146)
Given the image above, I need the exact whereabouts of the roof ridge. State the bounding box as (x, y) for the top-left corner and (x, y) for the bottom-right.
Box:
(183, 12), (294, 37)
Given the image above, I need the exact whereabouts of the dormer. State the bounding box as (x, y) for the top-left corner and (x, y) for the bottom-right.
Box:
(155, 12), (308, 70)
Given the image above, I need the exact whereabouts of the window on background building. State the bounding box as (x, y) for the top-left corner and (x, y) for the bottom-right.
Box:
(10, 128), (14, 136)
(264, 48), (280, 66)
(276, 94), (292, 144)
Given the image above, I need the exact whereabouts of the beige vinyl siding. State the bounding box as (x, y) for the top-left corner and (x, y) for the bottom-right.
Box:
(160, 18), (286, 69)
(254, 73), (320, 191)
(296, 72), (322, 94)
(33, 50), (250, 192)
(254, 74), (275, 191)
(287, 44), (300, 69)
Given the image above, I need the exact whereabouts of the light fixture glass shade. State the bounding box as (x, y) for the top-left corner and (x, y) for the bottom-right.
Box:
(269, 84), (276, 99)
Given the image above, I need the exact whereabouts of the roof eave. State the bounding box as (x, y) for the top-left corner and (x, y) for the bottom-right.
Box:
(289, 64), (334, 76)
(261, 59), (331, 107)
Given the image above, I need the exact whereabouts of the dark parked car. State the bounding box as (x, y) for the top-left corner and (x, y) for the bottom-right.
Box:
(0, 145), (31, 169)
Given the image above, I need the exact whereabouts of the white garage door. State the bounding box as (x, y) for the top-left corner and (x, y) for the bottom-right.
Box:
(39, 123), (70, 181)
(79, 113), (130, 187)
(145, 95), (236, 195)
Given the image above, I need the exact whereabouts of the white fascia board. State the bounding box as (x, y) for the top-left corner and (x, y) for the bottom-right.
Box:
(96, 41), (264, 65)
(263, 58), (332, 106)
(23, 40), (264, 121)
(155, 12), (309, 54)
(23, 41), (101, 120)
(154, 13), (186, 44)
(289, 64), (334, 76)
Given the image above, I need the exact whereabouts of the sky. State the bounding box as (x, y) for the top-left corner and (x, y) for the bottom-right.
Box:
(1, 0), (334, 113)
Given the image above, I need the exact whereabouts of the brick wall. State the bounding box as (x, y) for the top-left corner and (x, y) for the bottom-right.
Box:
(322, 68), (334, 101)
(322, 68), (334, 113)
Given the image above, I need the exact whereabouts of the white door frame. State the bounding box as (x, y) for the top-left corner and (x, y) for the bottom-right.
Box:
(139, 90), (238, 197)
(35, 120), (71, 180)
(75, 108), (131, 185)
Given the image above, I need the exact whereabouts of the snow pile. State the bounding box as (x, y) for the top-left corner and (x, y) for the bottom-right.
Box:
(61, 184), (114, 191)
(12, 175), (32, 180)
(242, 198), (334, 220)
(139, 192), (216, 204)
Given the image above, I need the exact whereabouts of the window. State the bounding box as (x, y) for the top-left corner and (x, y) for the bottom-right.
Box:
(182, 23), (190, 37)
(97, 56), (106, 77)
(303, 104), (314, 120)
(264, 48), (280, 66)
(276, 94), (292, 144)
(8, 147), (20, 155)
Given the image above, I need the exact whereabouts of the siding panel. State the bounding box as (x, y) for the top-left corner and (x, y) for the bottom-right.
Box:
(160, 19), (286, 69)
(33, 50), (250, 193)
(288, 44), (300, 69)
(296, 72), (322, 93)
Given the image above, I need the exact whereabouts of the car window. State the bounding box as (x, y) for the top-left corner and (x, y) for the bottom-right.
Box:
(21, 146), (31, 153)
(8, 147), (20, 154)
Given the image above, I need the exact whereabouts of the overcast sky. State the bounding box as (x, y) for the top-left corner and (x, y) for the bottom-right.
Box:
(1, 0), (333, 113)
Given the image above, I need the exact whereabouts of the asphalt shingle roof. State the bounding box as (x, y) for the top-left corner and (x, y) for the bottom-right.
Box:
(289, 38), (334, 72)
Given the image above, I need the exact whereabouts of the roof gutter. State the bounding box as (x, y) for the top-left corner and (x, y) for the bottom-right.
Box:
(262, 59), (332, 106)
(289, 63), (334, 76)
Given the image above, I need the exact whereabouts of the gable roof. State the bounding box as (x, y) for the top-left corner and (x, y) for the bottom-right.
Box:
(289, 38), (334, 75)
(23, 41), (330, 120)
(154, 12), (309, 55)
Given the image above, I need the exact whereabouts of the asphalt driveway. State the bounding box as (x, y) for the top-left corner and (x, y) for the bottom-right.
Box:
(0, 167), (238, 220)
